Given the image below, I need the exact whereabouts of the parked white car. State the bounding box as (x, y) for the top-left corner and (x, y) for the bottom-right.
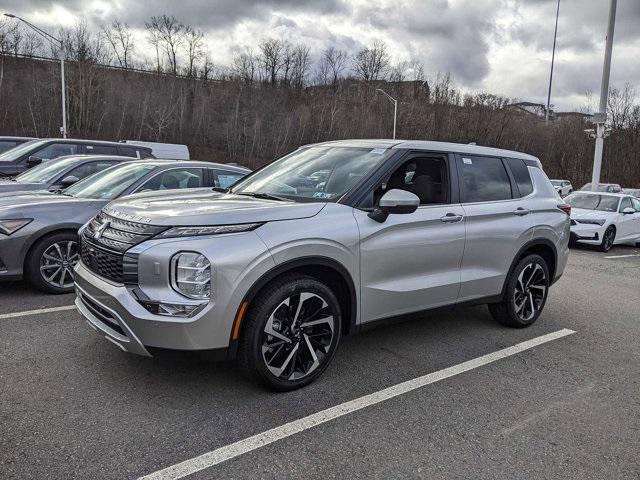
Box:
(622, 188), (640, 198)
(566, 191), (640, 251)
(123, 140), (189, 160)
(550, 179), (573, 196)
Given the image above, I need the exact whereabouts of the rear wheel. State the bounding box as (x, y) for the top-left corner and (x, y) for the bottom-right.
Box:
(600, 226), (615, 252)
(25, 232), (79, 294)
(489, 254), (549, 328)
(238, 275), (341, 391)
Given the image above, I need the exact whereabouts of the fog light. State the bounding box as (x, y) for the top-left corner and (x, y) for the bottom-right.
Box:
(139, 300), (205, 318)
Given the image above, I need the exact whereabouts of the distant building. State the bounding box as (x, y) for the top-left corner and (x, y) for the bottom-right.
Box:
(506, 102), (553, 119)
(554, 111), (593, 122)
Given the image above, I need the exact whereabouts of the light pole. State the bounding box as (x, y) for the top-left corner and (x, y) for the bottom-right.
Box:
(590, 0), (617, 191)
(545, 0), (560, 125)
(376, 88), (397, 139)
(4, 13), (67, 138)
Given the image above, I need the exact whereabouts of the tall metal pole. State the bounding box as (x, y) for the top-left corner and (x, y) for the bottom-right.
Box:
(545, 0), (560, 125)
(60, 58), (67, 138)
(376, 88), (398, 139)
(591, 0), (617, 190)
(3, 13), (67, 138)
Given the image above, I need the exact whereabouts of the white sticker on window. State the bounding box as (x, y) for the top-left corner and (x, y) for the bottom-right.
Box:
(463, 157), (473, 165)
(370, 148), (387, 155)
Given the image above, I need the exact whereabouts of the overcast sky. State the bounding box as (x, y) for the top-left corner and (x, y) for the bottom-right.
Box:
(4, 0), (639, 110)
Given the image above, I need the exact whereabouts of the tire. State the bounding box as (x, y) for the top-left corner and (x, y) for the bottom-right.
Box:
(600, 226), (615, 252)
(488, 254), (550, 328)
(238, 274), (342, 391)
(25, 231), (79, 294)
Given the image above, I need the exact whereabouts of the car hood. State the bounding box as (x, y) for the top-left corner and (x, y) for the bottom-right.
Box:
(0, 191), (103, 213)
(103, 188), (327, 226)
(570, 208), (614, 220)
(0, 179), (49, 194)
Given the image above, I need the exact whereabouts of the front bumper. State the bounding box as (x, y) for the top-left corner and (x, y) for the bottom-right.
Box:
(74, 261), (232, 357)
(569, 223), (605, 245)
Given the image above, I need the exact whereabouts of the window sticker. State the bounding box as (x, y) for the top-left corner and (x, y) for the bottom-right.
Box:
(463, 157), (473, 165)
(313, 192), (334, 199)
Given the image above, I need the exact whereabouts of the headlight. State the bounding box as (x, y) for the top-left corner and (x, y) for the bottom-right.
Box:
(156, 223), (262, 239)
(171, 252), (212, 300)
(576, 219), (606, 226)
(0, 219), (32, 235)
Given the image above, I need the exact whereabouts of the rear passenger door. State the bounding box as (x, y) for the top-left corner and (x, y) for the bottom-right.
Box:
(617, 197), (640, 240)
(457, 155), (534, 302)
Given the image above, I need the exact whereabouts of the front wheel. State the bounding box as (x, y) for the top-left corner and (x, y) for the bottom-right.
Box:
(25, 232), (79, 294)
(600, 226), (615, 252)
(238, 275), (342, 391)
(488, 254), (549, 328)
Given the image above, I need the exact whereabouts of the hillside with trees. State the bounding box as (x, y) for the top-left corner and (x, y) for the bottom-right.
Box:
(1, 18), (639, 186)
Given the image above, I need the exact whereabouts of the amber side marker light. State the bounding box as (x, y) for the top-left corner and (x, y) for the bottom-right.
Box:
(232, 302), (249, 340)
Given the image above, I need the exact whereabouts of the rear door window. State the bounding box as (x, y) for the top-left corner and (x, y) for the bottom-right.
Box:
(505, 158), (533, 197)
(139, 168), (205, 191)
(33, 143), (79, 161)
(85, 144), (119, 155)
(118, 146), (141, 158)
(459, 156), (513, 203)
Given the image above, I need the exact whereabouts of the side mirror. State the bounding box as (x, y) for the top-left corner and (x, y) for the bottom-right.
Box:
(622, 207), (635, 215)
(368, 189), (420, 223)
(60, 175), (79, 187)
(27, 156), (42, 167)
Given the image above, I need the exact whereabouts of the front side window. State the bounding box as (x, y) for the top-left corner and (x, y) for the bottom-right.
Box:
(372, 156), (448, 206)
(619, 197), (633, 213)
(231, 146), (391, 202)
(0, 139), (45, 162)
(632, 198), (640, 212)
(565, 193), (620, 212)
(460, 156), (512, 203)
(65, 163), (155, 199)
(34, 143), (79, 161)
(140, 168), (205, 191)
(65, 161), (118, 181)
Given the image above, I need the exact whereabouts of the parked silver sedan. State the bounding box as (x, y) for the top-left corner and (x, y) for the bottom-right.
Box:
(0, 160), (249, 293)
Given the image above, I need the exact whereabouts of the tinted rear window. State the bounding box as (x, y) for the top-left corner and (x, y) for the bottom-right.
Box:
(505, 158), (533, 197)
(460, 156), (512, 203)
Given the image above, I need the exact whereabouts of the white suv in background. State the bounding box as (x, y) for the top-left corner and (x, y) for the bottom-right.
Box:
(550, 179), (573, 197)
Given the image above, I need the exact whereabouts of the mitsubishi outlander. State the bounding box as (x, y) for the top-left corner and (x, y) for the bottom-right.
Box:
(74, 140), (570, 390)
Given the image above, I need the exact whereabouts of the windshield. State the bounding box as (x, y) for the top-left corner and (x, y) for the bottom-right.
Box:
(580, 183), (620, 193)
(0, 139), (46, 162)
(15, 156), (81, 184)
(231, 146), (391, 202)
(566, 193), (620, 212)
(550, 180), (562, 186)
(64, 163), (154, 199)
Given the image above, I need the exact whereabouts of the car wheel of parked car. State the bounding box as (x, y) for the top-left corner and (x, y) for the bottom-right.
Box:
(488, 254), (549, 328)
(238, 275), (342, 391)
(26, 232), (79, 294)
(600, 226), (616, 252)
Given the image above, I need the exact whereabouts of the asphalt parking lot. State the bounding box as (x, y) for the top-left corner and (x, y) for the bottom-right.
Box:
(1, 245), (639, 480)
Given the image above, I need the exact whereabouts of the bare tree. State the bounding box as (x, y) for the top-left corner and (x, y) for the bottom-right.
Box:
(184, 26), (204, 77)
(232, 48), (258, 84)
(259, 38), (285, 85)
(146, 15), (185, 75)
(322, 46), (348, 85)
(352, 40), (390, 81)
(608, 83), (637, 130)
(290, 44), (311, 89)
(102, 21), (135, 69)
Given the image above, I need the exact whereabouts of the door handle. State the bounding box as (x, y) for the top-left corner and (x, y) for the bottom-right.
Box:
(440, 213), (464, 223)
(513, 207), (530, 216)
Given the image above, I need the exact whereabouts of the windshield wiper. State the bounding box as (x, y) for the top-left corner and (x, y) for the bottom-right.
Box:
(236, 191), (287, 202)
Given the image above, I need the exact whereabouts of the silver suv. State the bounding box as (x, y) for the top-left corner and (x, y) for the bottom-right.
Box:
(74, 140), (570, 390)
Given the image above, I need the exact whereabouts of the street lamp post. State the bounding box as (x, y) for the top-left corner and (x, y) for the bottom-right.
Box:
(3, 13), (67, 138)
(376, 88), (397, 139)
(590, 0), (617, 191)
(545, 0), (560, 125)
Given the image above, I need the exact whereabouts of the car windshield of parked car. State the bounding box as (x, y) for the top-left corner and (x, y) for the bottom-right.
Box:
(230, 146), (391, 202)
(14, 156), (80, 184)
(64, 163), (155, 199)
(580, 183), (620, 193)
(0, 139), (45, 162)
(566, 193), (620, 212)
(550, 180), (562, 186)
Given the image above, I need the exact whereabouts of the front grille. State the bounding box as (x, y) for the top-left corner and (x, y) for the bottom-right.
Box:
(81, 212), (165, 283)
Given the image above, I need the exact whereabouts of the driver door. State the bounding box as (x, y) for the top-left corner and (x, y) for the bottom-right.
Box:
(354, 153), (465, 323)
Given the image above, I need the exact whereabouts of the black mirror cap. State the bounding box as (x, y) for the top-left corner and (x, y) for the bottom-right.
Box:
(27, 156), (42, 167)
(60, 175), (79, 187)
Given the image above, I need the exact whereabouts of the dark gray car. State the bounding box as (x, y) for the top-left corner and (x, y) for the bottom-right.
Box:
(0, 138), (154, 176)
(0, 136), (36, 154)
(0, 159), (249, 293)
(0, 155), (138, 194)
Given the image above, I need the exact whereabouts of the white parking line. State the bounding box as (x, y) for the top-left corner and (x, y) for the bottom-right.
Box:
(0, 305), (76, 320)
(139, 328), (576, 480)
(604, 254), (640, 259)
